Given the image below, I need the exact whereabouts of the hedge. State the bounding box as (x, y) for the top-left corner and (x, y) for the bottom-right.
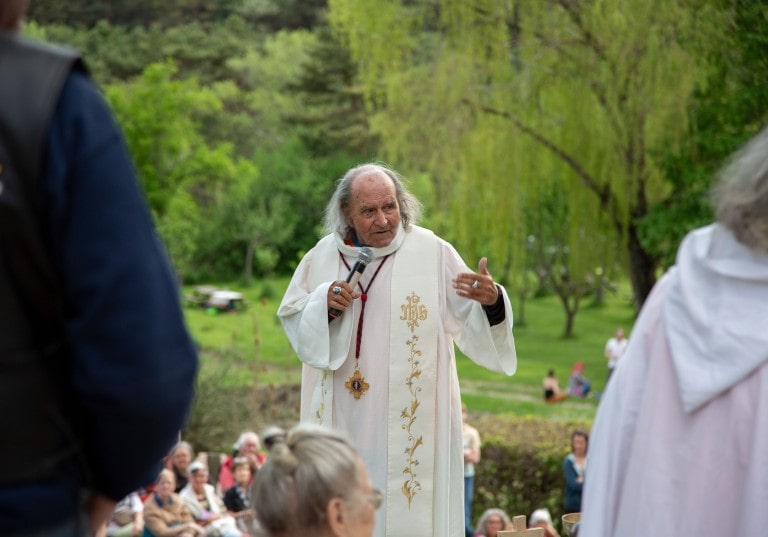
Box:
(470, 414), (592, 532)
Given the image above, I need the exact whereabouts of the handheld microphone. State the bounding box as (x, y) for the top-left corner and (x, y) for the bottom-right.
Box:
(328, 247), (374, 322)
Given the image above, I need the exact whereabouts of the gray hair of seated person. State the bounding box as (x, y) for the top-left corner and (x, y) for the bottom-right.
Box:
(233, 431), (260, 452)
(712, 125), (768, 252)
(252, 424), (363, 536)
(171, 440), (194, 457)
(323, 163), (423, 238)
(475, 508), (512, 534)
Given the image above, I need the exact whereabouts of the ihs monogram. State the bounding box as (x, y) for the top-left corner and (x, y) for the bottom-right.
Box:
(400, 292), (428, 332)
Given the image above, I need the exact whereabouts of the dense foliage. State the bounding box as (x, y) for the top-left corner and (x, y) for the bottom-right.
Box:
(28, 0), (768, 329)
(326, 0), (768, 311)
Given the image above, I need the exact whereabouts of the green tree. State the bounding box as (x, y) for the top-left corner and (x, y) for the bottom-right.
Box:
(105, 61), (223, 217)
(287, 24), (375, 157)
(219, 171), (295, 284)
(526, 182), (612, 337)
(28, 0), (243, 28)
(638, 1), (768, 268)
(328, 0), (725, 309)
(157, 189), (201, 283)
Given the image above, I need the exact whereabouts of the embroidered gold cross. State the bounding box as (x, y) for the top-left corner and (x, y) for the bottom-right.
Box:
(345, 368), (370, 399)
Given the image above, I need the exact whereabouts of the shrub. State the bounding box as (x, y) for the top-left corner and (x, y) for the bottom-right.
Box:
(183, 348), (301, 453)
(471, 414), (592, 531)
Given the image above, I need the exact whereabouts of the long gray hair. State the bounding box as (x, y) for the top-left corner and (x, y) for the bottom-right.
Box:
(323, 163), (423, 238)
(252, 424), (363, 537)
(475, 507), (512, 535)
(712, 125), (768, 252)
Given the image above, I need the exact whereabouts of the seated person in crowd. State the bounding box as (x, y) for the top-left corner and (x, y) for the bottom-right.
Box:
(143, 469), (205, 537)
(543, 369), (567, 403)
(219, 431), (264, 492)
(180, 462), (242, 537)
(223, 457), (257, 534)
(566, 362), (592, 398)
(529, 508), (560, 537)
(252, 423), (380, 537)
(168, 441), (195, 493)
(104, 491), (144, 537)
(473, 508), (512, 537)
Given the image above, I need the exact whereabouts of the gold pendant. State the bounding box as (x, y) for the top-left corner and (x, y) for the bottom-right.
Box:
(345, 367), (370, 399)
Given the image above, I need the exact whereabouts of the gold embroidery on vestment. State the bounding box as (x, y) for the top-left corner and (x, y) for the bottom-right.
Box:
(400, 292), (428, 332)
(315, 370), (328, 422)
(399, 292), (427, 507)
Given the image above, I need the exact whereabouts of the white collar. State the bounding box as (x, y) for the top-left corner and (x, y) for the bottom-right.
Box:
(333, 224), (406, 259)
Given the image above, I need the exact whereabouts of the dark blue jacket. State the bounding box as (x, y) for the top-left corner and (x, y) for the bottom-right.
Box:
(563, 454), (585, 513)
(0, 39), (198, 532)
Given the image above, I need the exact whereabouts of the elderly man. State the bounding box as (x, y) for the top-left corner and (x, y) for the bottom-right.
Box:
(278, 163), (517, 537)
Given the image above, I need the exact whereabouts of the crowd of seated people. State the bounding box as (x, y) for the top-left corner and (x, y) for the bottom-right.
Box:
(102, 425), (575, 537)
(100, 428), (287, 537)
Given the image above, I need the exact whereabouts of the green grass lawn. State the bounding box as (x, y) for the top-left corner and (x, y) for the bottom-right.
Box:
(183, 279), (637, 423)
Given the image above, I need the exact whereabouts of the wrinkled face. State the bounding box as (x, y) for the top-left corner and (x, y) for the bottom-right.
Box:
(345, 170), (401, 248)
(239, 436), (260, 457)
(190, 469), (209, 492)
(485, 515), (505, 536)
(340, 460), (379, 537)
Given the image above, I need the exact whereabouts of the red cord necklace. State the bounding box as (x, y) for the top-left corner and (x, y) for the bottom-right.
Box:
(340, 252), (390, 398)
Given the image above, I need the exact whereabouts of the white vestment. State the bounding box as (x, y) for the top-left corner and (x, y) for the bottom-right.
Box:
(278, 225), (517, 537)
(580, 224), (768, 537)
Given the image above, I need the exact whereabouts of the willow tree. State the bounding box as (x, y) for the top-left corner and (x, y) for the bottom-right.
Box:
(328, 0), (723, 309)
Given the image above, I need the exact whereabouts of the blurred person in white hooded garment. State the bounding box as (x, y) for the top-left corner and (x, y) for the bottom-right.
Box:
(580, 125), (768, 537)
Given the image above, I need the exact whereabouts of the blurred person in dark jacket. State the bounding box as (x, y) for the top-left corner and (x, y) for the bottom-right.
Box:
(0, 1), (198, 535)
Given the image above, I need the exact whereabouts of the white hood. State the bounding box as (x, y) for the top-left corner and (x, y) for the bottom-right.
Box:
(665, 223), (768, 412)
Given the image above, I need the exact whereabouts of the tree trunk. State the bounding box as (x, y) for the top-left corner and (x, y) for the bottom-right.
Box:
(627, 223), (657, 309)
(244, 239), (255, 284)
(556, 293), (579, 338)
(563, 308), (576, 338)
(515, 291), (527, 327)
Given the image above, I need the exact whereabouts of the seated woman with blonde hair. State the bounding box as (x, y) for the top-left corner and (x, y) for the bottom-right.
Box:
(253, 424), (380, 537)
(143, 469), (205, 537)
